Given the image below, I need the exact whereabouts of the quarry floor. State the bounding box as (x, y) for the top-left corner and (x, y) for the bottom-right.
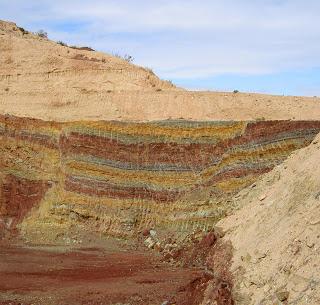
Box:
(0, 241), (209, 305)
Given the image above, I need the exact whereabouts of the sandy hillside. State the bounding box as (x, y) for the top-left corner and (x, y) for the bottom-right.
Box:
(0, 20), (320, 122)
(217, 133), (320, 305)
(0, 20), (176, 91)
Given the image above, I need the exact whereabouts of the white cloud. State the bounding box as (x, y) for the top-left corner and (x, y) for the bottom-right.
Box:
(1, 0), (320, 79)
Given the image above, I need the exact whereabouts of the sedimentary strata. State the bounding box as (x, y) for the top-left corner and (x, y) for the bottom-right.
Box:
(1, 114), (320, 238)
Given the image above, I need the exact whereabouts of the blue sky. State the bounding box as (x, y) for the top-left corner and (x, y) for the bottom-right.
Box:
(1, 0), (320, 96)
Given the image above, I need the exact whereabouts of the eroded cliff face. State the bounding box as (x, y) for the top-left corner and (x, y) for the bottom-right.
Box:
(1, 114), (320, 242)
(1, 19), (320, 305)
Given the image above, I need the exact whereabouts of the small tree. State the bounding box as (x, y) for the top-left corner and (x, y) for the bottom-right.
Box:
(36, 30), (48, 39)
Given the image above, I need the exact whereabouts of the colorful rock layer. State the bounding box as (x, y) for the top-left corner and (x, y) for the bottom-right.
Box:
(1, 115), (320, 237)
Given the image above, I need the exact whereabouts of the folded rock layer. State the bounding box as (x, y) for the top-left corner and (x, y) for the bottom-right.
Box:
(1, 114), (320, 239)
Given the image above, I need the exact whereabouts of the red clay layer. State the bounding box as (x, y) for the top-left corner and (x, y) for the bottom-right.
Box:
(60, 121), (320, 168)
(1, 129), (59, 149)
(162, 231), (234, 305)
(65, 175), (182, 203)
(0, 174), (51, 233)
(0, 245), (211, 305)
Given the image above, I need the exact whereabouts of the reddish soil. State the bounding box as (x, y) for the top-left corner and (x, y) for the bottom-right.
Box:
(162, 232), (234, 305)
(0, 175), (51, 236)
(0, 244), (210, 305)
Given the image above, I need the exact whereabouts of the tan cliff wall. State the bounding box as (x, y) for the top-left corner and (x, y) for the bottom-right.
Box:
(1, 114), (320, 241)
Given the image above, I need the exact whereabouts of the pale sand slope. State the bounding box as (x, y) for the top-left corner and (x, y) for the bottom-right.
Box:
(0, 20), (176, 92)
(217, 133), (320, 305)
(1, 20), (320, 122)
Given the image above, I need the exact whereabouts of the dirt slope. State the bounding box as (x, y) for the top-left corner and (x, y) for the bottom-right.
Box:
(1, 20), (320, 122)
(218, 133), (320, 304)
(0, 20), (176, 92)
(0, 244), (208, 305)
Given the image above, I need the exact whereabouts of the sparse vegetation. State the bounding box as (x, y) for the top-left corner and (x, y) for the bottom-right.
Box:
(36, 29), (48, 39)
(233, 90), (239, 93)
(72, 54), (100, 62)
(145, 67), (155, 75)
(57, 41), (68, 47)
(17, 27), (28, 35)
(112, 52), (134, 63)
(123, 54), (134, 63)
(70, 46), (95, 51)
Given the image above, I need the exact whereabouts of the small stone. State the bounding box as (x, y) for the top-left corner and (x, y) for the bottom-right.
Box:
(276, 290), (289, 302)
(214, 226), (225, 238)
(309, 219), (320, 225)
(144, 237), (155, 249)
(163, 243), (175, 253)
(306, 240), (315, 248)
(200, 232), (216, 247)
(241, 253), (252, 263)
(254, 249), (268, 260)
(154, 242), (163, 252)
(249, 276), (266, 288)
(291, 243), (301, 255)
(149, 229), (157, 237)
(142, 228), (150, 236)
(69, 211), (79, 221)
(252, 253), (267, 264)
(259, 194), (267, 201)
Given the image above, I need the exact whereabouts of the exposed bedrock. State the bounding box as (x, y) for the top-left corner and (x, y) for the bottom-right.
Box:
(1, 114), (320, 241)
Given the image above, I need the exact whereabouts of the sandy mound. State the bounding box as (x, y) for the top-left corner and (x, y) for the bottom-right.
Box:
(218, 133), (320, 304)
(1, 20), (320, 122)
(0, 20), (175, 91)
